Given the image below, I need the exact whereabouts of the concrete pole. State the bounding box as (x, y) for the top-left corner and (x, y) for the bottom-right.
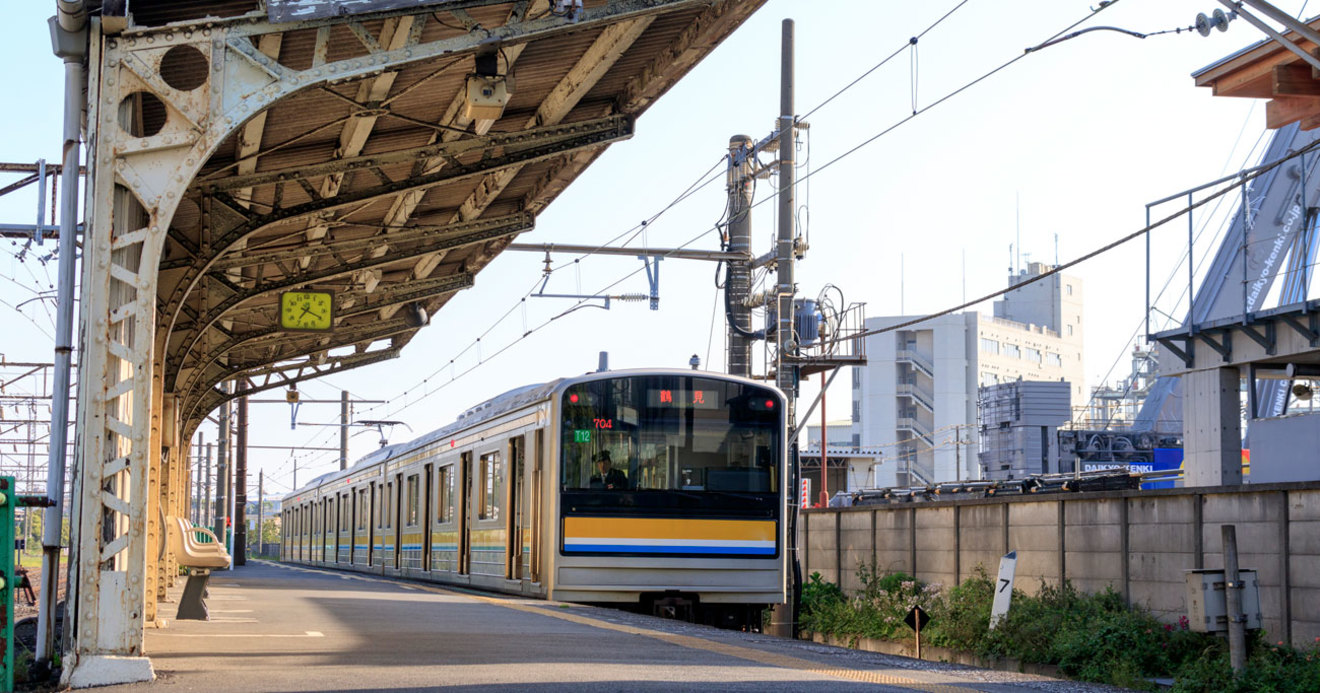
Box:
(340, 390), (350, 470)
(820, 371), (827, 506)
(775, 18), (797, 409)
(726, 135), (755, 378)
(204, 442), (212, 527)
(1223, 525), (1246, 672)
(955, 425), (961, 482)
(214, 385), (230, 543)
(776, 17), (800, 639)
(257, 471), (264, 557)
(235, 391), (249, 565)
(36, 32), (85, 665)
(194, 433), (204, 524)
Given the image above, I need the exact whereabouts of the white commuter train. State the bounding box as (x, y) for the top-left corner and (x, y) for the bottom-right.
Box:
(280, 368), (788, 628)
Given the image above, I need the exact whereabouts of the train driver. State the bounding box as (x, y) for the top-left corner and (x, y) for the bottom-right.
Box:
(590, 450), (629, 490)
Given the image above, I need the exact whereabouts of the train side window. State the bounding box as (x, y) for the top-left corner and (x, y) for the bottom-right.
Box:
(479, 452), (501, 520)
(357, 490), (368, 530)
(406, 474), (420, 527)
(385, 482), (393, 529)
(437, 465), (454, 523)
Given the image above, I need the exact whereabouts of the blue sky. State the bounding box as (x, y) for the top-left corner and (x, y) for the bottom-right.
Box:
(0, 0), (1304, 496)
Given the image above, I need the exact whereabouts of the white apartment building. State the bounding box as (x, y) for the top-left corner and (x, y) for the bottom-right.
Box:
(851, 263), (1085, 483)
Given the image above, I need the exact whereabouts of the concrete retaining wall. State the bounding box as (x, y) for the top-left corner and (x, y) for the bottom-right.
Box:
(800, 481), (1320, 647)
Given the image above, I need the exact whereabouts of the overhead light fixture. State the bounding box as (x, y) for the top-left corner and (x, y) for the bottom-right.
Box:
(464, 48), (510, 121)
(1293, 382), (1314, 401)
(408, 303), (430, 327)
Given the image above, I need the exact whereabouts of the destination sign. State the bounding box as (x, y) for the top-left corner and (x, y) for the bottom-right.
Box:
(646, 389), (719, 410)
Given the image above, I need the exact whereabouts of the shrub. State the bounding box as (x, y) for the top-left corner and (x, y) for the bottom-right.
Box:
(797, 563), (1297, 691)
(924, 567), (992, 652)
(1053, 605), (1168, 689)
(1172, 637), (1320, 693)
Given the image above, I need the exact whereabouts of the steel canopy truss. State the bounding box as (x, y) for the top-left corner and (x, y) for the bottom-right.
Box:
(166, 212), (535, 393)
(69, 0), (769, 685)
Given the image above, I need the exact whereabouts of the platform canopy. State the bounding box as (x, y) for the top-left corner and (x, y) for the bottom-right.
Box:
(62, 1), (769, 682)
(89, 0), (766, 438)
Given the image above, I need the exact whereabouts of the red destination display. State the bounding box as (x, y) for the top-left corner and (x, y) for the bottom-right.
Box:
(647, 389), (718, 409)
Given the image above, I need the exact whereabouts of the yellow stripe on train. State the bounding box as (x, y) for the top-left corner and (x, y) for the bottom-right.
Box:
(563, 517), (775, 542)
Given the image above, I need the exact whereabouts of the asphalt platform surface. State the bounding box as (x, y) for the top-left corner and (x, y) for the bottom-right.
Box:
(88, 561), (1127, 692)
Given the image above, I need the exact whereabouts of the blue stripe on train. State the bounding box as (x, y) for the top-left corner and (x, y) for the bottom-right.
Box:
(564, 544), (774, 555)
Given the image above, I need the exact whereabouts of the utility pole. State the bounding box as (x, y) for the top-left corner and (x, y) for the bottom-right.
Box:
(726, 135), (755, 378)
(775, 17), (798, 415)
(37, 12), (85, 665)
(340, 390), (350, 470)
(1223, 525), (1247, 672)
(235, 389), (249, 565)
(954, 424), (961, 483)
(194, 432), (204, 524)
(820, 371), (828, 506)
(204, 442), (212, 528)
(257, 471), (264, 558)
(214, 384), (230, 548)
(775, 17), (800, 638)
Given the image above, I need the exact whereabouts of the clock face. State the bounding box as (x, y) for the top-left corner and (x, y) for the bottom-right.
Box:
(280, 291), (334, 331)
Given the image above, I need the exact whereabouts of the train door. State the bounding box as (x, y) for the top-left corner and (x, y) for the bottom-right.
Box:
(339, 492), (348, 563)
(458, 452), (472, 575)
(392, 473), (403, 570)
(530, 429), (543, 583)
(384, 478), (394, 572)
(320, 498), (329, 562)
(423, 464), (433, 571)
(333, 495), (341, 562)
(368, 481), (377, 567)
(506, 435), (524, 580)
(354, 487), (365, 565)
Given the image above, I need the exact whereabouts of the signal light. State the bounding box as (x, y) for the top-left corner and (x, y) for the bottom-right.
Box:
(569, 393), (579, 403)
(766, 400), (775, 409)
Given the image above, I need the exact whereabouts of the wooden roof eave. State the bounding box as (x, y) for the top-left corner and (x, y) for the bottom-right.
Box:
(1193, 16), (1320, 129)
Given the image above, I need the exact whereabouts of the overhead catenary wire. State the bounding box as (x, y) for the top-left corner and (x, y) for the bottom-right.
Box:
(243, 0), (1220, 489)
(1082, 108), (1266, 428)
(829, 136), (1320, 347)
(334, 0), (1131, 435)
(358, 152), (732, 418)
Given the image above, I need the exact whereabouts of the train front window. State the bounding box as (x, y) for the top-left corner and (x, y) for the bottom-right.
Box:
(560, 376), (780, 494)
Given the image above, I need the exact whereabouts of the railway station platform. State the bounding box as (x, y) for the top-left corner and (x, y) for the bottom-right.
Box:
(89, 562), (1104, 692)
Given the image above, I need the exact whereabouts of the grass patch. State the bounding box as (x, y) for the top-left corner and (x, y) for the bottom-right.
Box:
(801, 565), (1318, 691)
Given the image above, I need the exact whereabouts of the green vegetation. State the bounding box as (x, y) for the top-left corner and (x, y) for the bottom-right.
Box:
(800, 565), (1320, 691)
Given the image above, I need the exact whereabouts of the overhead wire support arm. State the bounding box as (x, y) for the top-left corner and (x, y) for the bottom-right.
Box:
(1217, 0), (1320, 73)
(505, 243), (745, 262)
(512, 244), (747, 312)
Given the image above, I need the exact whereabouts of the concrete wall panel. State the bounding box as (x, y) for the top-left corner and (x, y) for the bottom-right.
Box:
(915, 507), (956, 586)
(839, 511), (873, 592)
(801, 482), (1320, 647)
(1007, 501), (1061, 594)
(873, 509), (911, 574)
(959, 505), (1004, 581)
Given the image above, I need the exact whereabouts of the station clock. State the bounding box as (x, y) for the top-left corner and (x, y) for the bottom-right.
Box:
(279, 290), (334, 331)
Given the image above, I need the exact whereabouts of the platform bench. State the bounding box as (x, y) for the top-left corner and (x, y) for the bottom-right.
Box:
(167, 516), (231, 620)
